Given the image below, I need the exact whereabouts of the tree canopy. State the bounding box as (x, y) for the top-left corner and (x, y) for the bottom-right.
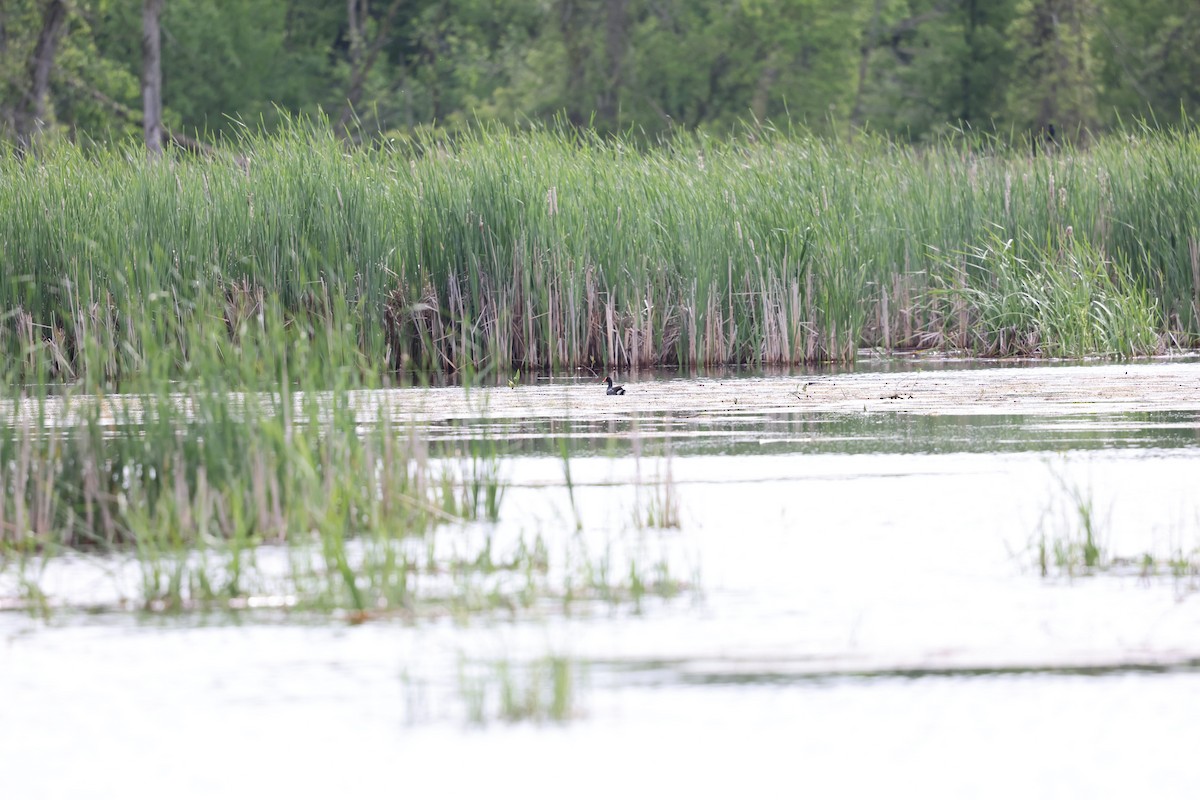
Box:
(1, 0), (1197, 150)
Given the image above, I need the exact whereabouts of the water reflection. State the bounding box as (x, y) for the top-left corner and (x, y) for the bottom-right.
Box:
(424, 410), (1200, 457)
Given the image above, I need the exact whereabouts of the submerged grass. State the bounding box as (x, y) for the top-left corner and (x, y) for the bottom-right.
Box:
(3, 122), (1197, 383)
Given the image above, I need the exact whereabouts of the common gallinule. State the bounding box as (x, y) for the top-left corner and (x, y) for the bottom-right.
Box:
(603, 376), (626, 395)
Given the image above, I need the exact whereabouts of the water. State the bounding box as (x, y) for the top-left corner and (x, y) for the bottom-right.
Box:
(4, 359), (1200, 798)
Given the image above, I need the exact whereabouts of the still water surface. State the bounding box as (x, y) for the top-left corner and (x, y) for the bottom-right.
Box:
(4, 360), (1200, 798)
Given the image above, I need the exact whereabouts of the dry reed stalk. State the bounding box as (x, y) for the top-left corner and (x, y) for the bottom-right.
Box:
(252, 450), (271, 540)
(605, 296), (617, 367)
(75, 292), (119, 379)
(495, 294), (512, 366)
(195, 465), (211, 540)
(0, 459), (7, 546)
(15, 309), (35, 372)
(585, 265), (602, 365)
(46, 326), (74, 380)
(382, 284), (408, 370)
(13, 417), (31, 543)
(726, 258), (735, 358)
(79, 428), (116, 545)
(549, 277), (565, 367)
(804, 268), (817, 362)
(213, 492), (231, 540)
(32, 428), (54, 542)
(703, 293), (722, 365)
(447, 273), (466, 368)
(758, 277), (774, 362)
(173, 449), (193, 536)
(1191, 238), (1199, 327)
(902, 245), (914, 345)
(789, 279), (803, 363)
(522, 253), (536, 367)
(224, 279), (265, 341)
(880, 285), (891, 351)
(764, 279), (784, 363)
(408, 282), (449, 370)
(628, 318), (639, 368)
(563, 259), (578, 365)
(640, 290), (654, 365)
(955, 260), (968, 349)
(686, 283), (699, 365)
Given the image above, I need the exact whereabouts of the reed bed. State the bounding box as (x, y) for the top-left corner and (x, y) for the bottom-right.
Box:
(2, 122), (1196, 381)
(0, 303), (683, 615)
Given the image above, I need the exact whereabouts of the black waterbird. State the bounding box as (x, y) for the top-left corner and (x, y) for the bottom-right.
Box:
(603, 376), (626, 395)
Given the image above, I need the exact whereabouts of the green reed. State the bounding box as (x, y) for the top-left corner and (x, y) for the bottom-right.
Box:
(2, 120), (1197, 380)
(936, 229), (1160, 357)
(0, 293), (690, 616)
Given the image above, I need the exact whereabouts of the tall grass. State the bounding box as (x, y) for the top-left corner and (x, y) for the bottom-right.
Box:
(2, 120), (1197, 380)
(0, 293), (690, 615)
(935, 229), (1161, 357)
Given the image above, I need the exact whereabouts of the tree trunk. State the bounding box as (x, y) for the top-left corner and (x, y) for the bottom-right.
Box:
(142, 0), (165, 158)
(850, 0), (885, 130)
(337, 0), (404, 139)
(961, 0), (978, 124)
(558, 0), (589, 127)
(13, 0), (68, 154)
(598, 0), (628, 127)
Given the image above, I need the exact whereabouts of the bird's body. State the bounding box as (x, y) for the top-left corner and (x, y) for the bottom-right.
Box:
(603, 376), (626, 395)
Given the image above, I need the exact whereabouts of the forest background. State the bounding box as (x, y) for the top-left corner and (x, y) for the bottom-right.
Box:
(2, 0), (1198, 150)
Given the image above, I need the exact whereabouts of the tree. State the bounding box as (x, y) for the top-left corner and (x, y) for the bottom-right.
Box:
(1094, 0), (1200, 125)
(10, 0), (68, 153)
(623, 0), (864, 137)
(337, 0), (404, 138)
(852, 0), (1018, 140)
(1006, 0), (1100, 137)
(142, 0), (163, 156)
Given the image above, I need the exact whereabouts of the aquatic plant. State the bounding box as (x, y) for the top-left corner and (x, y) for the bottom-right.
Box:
(632, 439), (681, 530)
(459, 654), (578, 725)
(3, 121), (1197, 381)
(1035, 468), (1107, 577)
(1033, 466), (1200, 588)
(0, 298), (691, 616)
(936, 230), (1161, 357)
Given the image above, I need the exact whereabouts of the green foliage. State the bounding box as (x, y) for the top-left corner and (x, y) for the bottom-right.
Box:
(1094, 0), (1200, 127)
(1006, 0), (1101, 135)
(857, 0), (1020, 138)
(2, 122), (1197, 378)
(459, 655), (578, 725)
(3, 1), (1200, 147)
(939, 230), (1161, 357)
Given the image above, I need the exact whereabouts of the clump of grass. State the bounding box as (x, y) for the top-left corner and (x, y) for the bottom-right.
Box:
(633, 444), (681, 530)
(939, 229), (1161, 357)
(1034, 467), (1107, 578)
(459, 654), (579, 725)
(1032, 467), (1200, 591)
(1133, 547), (1200, 591)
